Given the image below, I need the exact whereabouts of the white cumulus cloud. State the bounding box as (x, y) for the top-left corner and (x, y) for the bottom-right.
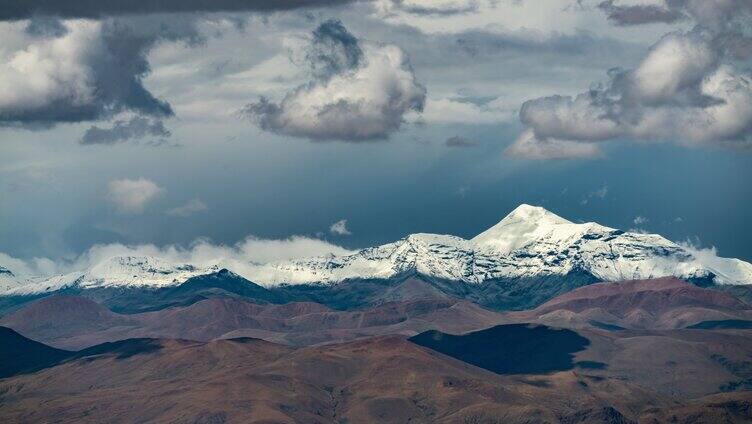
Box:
(107, 178), (163, 214)
(245, 19), (425, 142)
(509, 4), (752, 159)
(329, 219), (352, 235)
(166, 198), (208, 217)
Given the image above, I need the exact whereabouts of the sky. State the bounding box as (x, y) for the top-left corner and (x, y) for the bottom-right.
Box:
(0, 0), (751, 275)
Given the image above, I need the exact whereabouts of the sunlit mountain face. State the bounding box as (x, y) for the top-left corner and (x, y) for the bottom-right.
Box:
(1, 1), (751, 423)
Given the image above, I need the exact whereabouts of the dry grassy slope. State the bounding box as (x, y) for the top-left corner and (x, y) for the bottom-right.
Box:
(2, 327), (752, 423)
(509, 277), (752, 330)
(0, 295), (506, 350)
(0, 335), (675, 424)
(4, 277), (752, 352)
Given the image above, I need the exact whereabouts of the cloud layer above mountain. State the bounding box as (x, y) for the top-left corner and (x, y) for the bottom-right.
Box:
(2, 0), (752, 265)
(0, 236), (353, 280)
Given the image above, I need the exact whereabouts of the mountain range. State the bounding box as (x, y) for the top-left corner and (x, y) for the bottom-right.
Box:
(1, 205), (750, 315)
(4, 206), (752, 422)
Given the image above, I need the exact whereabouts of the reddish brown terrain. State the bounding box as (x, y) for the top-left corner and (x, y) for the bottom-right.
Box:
(1, 330), (751, 423)
(0, 295), (505, 350)
(511, 277), (752, 330)
(2, 277), (752, 423)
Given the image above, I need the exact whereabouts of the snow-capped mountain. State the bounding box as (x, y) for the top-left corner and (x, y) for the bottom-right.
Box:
(0, 266), (26, 293)
(4, 256), (219, 296)
(252, 204), (752, 286)
(3, 204), (751, 296)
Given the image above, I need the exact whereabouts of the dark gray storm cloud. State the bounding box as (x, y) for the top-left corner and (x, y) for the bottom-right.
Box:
(24, 16), (68, 37)
(306, 18), (364, 79)
(245, 19), (426, 142)
(0, 17), (206, 128)
(597, 0), (752, 29)
(81, 116), (171, 145)
(0, 0), (356, 20)
(597, 0), (685, 26)
(0, 0), (360, 131)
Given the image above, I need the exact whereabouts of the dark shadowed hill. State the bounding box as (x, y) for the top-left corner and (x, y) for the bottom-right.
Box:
(0, 326), (72, 378)
(409, 324), (591, 375)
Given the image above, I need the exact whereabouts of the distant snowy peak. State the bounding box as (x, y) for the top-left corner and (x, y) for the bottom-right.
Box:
(3, 204), (752, 295)
(81, 256), (219, 289)
(471, 204), (575, 253)
(254, 205), (752, 287)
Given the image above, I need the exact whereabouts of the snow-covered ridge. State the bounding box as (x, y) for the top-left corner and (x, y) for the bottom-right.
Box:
(252, 204), (752, 286)
(4, 256), (219, 296)
(2, 204), (751, 295)
(0, 266), (26, 292)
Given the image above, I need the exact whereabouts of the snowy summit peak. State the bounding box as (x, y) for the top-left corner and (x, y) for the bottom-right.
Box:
(471, 204), (572, 254)
(501, 204), (571, 225)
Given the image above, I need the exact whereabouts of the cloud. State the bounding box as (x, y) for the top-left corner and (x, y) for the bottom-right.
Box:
(580, 184), (609, 204)
(107, 178), (163, 214)
(419, 97), (514, 124)
(0, 18), (194, 128)
(244, 19), (426, 142)
(0, 236), (353, 282)
(81, 116), (171, 145)
(511, 4), (752, 158)
(376, 0), (479, 17)
(0, 0), (356, 20)
(507, 129), (602, 160)
(0, 252), (59, 278)
(24, 16), (68, 37)
(166, 199), (209, 217)
(598, 0), (685, 26)
(597, 0), (752, 30)
(444, 135), (478, 148)
(329, 219), (352, 235)
(306, 17), (364, 80)
(633, 215), (649, 225)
